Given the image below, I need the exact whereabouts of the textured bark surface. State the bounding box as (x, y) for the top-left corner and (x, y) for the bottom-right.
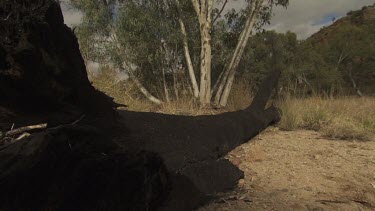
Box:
(191, 0), (214, 105)
(176, 0), (199, 98)
(0, 2), (169, 211)
(0, 1), (116, 130)
(0, 126), (169, 211)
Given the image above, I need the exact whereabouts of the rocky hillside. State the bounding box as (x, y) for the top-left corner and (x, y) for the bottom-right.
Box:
(303, 4), (375, 94)
(308, 5), (375, 43)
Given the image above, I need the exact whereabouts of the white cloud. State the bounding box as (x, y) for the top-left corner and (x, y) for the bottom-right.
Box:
(265, 0), (375, 39)
(60, 0), (375, 38)
(224, 0), (375, 39)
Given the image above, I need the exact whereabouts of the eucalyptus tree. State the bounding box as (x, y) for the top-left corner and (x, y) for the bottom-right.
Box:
(212, 0), (289, 106)
(69, 0), (289, 106)
(70, 0), (185, 104)
(176, 0), (289, 106)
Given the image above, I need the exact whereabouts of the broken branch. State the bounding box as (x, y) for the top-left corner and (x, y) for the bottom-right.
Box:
(5, 123), (47, 137)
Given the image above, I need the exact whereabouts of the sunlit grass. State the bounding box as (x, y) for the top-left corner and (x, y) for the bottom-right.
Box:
(278, 95), (375, 141)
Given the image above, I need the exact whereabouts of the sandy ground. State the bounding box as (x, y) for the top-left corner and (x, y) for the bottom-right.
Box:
(199, 128), (375, 211)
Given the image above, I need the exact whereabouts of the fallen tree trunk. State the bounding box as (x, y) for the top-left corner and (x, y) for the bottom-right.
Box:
(0, 0), (282, 210)
(0, 125), (170, 211)
(118, 70), (282, 210)
(0, 1), (170, 210)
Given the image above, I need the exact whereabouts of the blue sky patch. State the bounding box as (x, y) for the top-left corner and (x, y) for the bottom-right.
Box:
(313, 13), (342, 26)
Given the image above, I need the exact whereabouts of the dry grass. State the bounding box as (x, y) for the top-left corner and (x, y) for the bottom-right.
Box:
(90, 69), (375, 141)
(89, 69), (221, 115)
(226, 80), (253, 111)
(89, 69), (155, 112)
(278, 95), (375, 141)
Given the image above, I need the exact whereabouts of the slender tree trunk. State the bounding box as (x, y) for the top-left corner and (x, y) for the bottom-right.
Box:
(176, 0), (199, 99)
(173, 68), (180, 100)
(162, 67), (171, 103)
(186, 79), (194, 97)
(199, 26), (212, 106)
(335, 50), (348, 72)
(213, 0), (261, 107)
(192, 0), (214, 106)
(124, 67), (163, 105)
(348, 69), (363, 97)
(301, 74), (316, 96)
(211, 69), (224, 95)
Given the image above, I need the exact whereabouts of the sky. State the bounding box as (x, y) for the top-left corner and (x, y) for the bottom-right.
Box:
(61, 0), (375, 40)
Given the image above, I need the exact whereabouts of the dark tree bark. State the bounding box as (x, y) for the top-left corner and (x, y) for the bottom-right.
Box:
(0, 1), (281, 210)
(0, 126), (170, 211)
(117, 70), (281, 210)
(0, 2), (170, 211)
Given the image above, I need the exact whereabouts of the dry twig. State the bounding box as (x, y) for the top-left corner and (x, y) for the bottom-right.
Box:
(5, 123), (47, 137)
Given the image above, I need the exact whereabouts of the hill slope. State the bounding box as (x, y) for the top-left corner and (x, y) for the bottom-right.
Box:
(302, 4), (375, 94)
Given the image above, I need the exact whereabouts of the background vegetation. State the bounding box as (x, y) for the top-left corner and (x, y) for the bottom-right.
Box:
(81, 2), (375, 140)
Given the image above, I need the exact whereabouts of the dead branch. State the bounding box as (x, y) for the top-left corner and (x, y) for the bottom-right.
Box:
(213, 0), (228, 24)
(15, 132), (30, 141)
(70, 115), (86, 125)
(48, 115), (86, 131)
(5, 123), (47, 137)
(1, 115), (86, 150)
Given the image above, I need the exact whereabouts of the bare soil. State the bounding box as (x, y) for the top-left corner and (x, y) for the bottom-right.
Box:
(200, 129), (375, 211)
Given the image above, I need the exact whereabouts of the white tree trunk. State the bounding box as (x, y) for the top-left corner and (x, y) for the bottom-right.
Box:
(199, 26), (213, 105)
(176, 0), (200, 98)
(123, 65), (163, 105)
(214, 0), (261, 107)
(192, 0), (214, 106)
(348, 69), (363, 97)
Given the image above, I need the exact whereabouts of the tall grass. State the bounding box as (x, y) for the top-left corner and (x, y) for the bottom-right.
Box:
(278, 95), (375, 141)
(89, 68), (155, 112)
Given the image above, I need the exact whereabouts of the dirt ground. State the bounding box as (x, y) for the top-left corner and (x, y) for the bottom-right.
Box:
(199, 128), (375, 211)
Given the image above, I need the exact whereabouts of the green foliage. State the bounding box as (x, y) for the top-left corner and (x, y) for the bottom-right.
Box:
(230, 30), (299, 90)
(70, 0), (375, 100)
(72, 0), (192, 97)
(70, 0), (290, 101)
(300, 5), (375, 94)
(233, 4), (375, 95)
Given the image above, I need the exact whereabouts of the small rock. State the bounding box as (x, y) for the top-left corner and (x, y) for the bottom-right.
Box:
(244, 197), (252, 203)
(304, 186), (313, 191)
(231, 158), (242, 166)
